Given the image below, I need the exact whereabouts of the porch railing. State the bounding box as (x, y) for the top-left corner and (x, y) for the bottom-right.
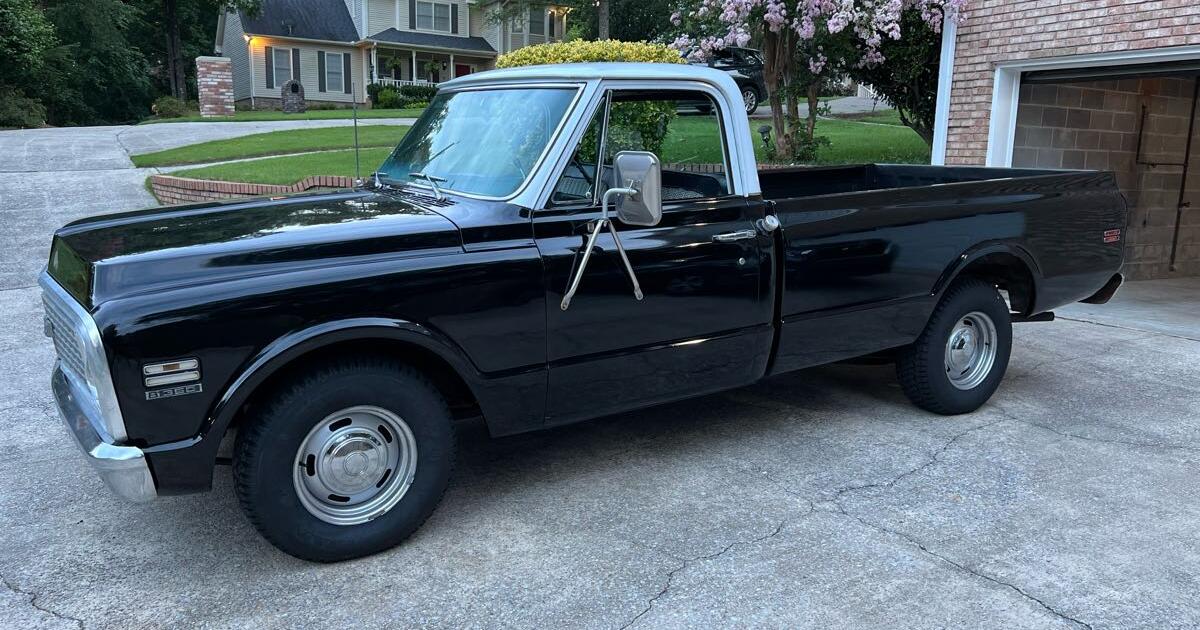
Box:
(374, 78), (438, 88)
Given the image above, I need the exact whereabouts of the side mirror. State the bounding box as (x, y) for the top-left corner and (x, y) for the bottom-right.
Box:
(612, 151), (662, 227)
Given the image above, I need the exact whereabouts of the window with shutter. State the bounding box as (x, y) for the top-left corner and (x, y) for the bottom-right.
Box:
(416, 1), (452, 32)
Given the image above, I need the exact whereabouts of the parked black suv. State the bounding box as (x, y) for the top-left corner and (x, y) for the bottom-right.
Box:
(692, 47), (767, 115)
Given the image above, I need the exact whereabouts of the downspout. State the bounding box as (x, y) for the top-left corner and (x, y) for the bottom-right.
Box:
(931, 17), (958, 166)
(247, 35), (255, 110)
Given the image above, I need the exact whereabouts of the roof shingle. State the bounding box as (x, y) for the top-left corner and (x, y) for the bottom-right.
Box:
(369, 28), (497, 54)
(241, 0), (359, 43)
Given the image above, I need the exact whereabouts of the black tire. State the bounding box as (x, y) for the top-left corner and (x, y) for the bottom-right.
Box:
(233, 358), (455, 562)
(896, 278), (1012, 415)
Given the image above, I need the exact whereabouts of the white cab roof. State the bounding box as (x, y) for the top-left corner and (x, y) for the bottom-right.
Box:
(441, 62), (740, 94)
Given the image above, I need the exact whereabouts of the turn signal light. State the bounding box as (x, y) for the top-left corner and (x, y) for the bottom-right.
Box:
(143, 359), (200, 388)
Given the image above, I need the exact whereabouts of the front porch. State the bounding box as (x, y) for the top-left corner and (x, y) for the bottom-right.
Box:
(370, 47), (495, 88)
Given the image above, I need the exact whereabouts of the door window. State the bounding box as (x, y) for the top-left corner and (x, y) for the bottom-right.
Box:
(550, 89), (732, 205)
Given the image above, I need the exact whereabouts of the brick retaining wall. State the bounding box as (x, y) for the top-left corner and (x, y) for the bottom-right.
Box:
(149, 174), (357, 205)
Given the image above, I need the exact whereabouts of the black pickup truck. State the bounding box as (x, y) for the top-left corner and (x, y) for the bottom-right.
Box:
(42, 63), (1126, 561)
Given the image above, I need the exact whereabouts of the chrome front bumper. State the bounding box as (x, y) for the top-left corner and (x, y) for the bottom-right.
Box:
(52, 366), (157, 502)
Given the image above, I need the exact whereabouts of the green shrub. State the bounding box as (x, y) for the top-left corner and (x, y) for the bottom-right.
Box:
(152, 95), (189, 118)
(496, 40), (685, 68)
(0, 86), (46, 128)
(367, 82), (385, 103)
(406, 100), (429, 110)
(497, 40), (684, 159)
(373, 87), (405, 109)
(399, 84), (437, 101)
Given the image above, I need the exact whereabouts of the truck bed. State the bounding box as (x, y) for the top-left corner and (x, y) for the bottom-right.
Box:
(758, 164), (1063, 200)
(758, 163), (1128, 373)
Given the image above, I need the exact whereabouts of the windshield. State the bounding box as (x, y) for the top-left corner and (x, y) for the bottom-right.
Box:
(377, 87), (578, 198)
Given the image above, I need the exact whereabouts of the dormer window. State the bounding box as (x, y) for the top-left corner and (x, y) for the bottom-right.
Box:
(416, 1), (452, 32)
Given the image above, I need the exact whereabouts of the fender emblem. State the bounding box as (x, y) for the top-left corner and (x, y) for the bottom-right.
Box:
(1103, 229), (1121, 244)
(146, 383), (203, 401)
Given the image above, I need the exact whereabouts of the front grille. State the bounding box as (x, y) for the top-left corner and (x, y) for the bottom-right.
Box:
(43, 291), (87, 379)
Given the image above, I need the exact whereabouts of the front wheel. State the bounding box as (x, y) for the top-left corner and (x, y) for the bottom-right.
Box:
(233, 358), (455, 562)
(897, 279), (1013, 414)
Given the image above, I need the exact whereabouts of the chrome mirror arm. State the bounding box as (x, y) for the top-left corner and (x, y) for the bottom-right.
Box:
(560, 186), (641, 311)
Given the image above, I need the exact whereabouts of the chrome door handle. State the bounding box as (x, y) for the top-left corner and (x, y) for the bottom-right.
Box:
(712, 230), (757, 242)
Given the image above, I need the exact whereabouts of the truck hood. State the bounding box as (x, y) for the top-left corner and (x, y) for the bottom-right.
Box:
(49, 190), (463, 308)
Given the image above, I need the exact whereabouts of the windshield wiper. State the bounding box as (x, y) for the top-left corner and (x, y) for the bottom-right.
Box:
(409, 171), (448, 200)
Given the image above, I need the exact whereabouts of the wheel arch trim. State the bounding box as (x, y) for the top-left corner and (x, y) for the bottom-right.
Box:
(204, 318), (485, 444)
(933, 241), (1043, 313)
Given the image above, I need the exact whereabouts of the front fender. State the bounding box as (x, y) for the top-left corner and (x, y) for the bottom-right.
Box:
(143, 318), (484, 494)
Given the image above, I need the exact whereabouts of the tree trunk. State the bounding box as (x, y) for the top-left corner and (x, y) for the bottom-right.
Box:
(597, 0), (610, 40)
(164, 0), (186, 100)
(897, 109), (935, 146)
(805, 83), (819, 141)
(761, 31), (793, 159)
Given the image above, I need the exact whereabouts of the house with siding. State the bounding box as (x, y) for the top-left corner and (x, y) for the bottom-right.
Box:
(214, 0), (567, 109)
(931, 0), (1200, 279)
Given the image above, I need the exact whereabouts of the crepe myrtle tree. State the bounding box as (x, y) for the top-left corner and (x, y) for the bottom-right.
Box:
(669, 0), (964, 160)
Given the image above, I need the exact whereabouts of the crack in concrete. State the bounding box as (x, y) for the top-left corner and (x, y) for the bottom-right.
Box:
(821, 417), (1007, 502)
(1057, 315), (1200, 343)
(991, 403), (1199, 454)
(0, 573), (85, 629)
(0, 284), (37, 293)
(832, 506), (1094, 630)
(1013, 334), (1158, 375)
(618, 510), (811, 630)
(823, 416), (1094, 630)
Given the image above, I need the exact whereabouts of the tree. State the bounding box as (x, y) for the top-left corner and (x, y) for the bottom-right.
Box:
(0, 0), (58, 126)
(487, 0), (673, 43)
(44, 0), (154, 124)
(845, 10), (945, 145)
(597, 0), (609, 39)
(669, 0), (963, 159)
(155, 0), (260, 100)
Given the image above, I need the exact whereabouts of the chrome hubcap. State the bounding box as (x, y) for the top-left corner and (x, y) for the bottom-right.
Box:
(293, 405), (417, 526)
(944, 311), (998, 390)
(744, 90), (757, 112)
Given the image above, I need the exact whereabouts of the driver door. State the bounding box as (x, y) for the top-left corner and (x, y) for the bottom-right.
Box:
(533, 88), (774, 427)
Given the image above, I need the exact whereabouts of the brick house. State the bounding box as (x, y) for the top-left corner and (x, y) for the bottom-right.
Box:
(213, 0), (568, 110)
(930, 1), (1200, 279)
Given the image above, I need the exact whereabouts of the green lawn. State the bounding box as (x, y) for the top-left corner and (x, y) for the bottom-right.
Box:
(133, 125), (410, 167)
(831, 108), (906, 126)
(140, 108), (426, 124)
(173, 147), (394, 185)
(662, 115), (929, 165)
(169, 117), (928, 187)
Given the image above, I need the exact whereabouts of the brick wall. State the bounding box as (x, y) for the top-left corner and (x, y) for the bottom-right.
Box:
(196, 56), (235, 118)
(946, 0), (1200, 166)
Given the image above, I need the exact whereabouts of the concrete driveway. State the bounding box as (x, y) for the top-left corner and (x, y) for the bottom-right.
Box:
(1, 124), (1199, 629)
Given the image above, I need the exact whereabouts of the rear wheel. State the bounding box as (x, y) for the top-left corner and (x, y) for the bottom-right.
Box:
(233, 358), (455, 562)
(897, 279), (1012, 414)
